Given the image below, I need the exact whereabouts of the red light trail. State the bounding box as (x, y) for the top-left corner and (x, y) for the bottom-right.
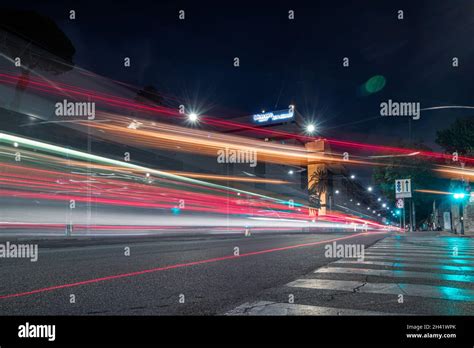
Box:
(0, 231), (387, 300)
(0, 71), (473, 165)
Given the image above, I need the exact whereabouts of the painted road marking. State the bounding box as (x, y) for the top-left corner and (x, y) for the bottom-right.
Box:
(315, 266), (474, 282)
(287, 279), (474, 301)
(226, 301), (405, 316)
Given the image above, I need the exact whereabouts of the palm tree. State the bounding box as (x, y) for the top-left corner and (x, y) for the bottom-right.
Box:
(308, 168), (328, 208)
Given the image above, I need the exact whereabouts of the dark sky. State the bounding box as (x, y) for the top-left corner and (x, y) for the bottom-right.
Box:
(7, 0), (474, 149)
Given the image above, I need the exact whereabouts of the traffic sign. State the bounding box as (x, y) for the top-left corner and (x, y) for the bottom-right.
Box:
(396, 198), (404, 209)
(395, 179), (412, 198)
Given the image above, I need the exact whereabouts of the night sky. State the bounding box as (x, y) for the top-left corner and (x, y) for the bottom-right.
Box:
(7, 0), (474, 149)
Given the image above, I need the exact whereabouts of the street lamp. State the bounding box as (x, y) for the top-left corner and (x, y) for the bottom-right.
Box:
(288, 170), (294, 175)
(367, 186), (373, 192)
(188, 113), (199, 122)
(350, 174), (356, 179)
(453, 192), (467, 235)
(394, 209), (402, 229)
(306, 124), (316, 133)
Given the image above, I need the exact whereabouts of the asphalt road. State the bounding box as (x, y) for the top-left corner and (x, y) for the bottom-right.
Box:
(229, 232), (474, 316)
(0, 231), (387, 315)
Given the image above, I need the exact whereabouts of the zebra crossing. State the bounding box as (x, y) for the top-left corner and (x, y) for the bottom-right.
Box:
(227, 235), (474, 315)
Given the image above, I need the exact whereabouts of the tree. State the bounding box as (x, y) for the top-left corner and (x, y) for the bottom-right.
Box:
(308, 168), (328, 208)
(436, 117), (474, 203)
(373, 142), (448, 224)
(436, 118), (474, 156)
(0, 9), (75, 111)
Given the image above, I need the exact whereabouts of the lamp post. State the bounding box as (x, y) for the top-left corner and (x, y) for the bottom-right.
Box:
(453, 193), (466, 235)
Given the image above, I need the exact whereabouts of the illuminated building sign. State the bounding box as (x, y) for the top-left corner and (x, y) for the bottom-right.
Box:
(252, 108), (294, 124)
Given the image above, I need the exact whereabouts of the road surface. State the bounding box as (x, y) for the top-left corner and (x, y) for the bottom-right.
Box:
(0, 231), (472, 315)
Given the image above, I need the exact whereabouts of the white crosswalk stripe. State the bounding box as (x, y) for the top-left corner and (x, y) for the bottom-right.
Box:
(227, 301), (404, 316)
(286, 279), (474, 301)
(365, 250), (474, 256)
(227, 235), (474, 315)
(334, 259), (474, 271)
(370, 246), (474, 250)
(314, 266), (474, 283)
(352, 255), (474, 265)
(364, 250), (474, 256)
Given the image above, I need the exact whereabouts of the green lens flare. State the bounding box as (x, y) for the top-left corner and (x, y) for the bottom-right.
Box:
(364, 75), (386, 94)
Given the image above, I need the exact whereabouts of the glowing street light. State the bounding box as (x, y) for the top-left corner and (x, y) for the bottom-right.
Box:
(350, 174), (356, 179)
(367, 186), (373, 192)
(306, 124), (316, 133)
(453, 193), (466, 199)
(188, 113), (199, 122)
(288, 170), (294, 175)
(452, 191), (467, 235)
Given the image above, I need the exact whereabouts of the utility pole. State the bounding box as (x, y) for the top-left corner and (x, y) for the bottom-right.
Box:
(408, 199), (413, 232)
(412, 199), (416, 231)
(407, 119), (414, 232)
(403, 206), (406, 231)
(459, 163), (466, 235)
